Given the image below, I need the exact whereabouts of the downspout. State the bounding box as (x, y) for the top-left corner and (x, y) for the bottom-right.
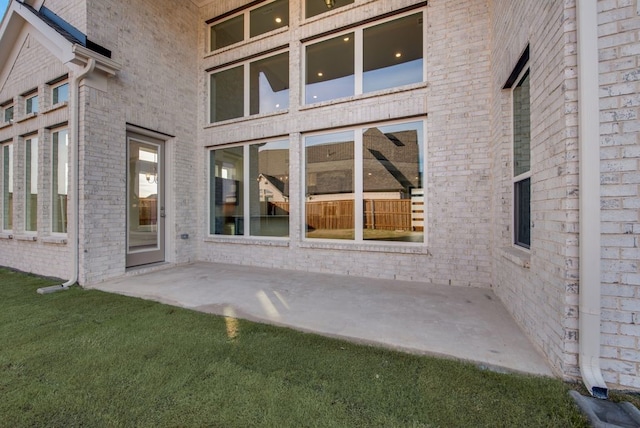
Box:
(37, 58), (95, 294)
(576, 0), (608, 399)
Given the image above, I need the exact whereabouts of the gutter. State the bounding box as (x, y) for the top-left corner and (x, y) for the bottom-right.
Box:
(576, 0), (608, 399)
(37, 58), (96, 294)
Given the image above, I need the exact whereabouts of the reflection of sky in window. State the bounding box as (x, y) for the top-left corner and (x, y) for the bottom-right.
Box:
(305, 75), (354, 104)
(259, 72), (289, 113)
(29, 140), (38, 194)
(138, 148), (157, 198)
(305, 130), (354, 147)
(363, 59), (423, 93)
(4, 145), (12, 192)
(366, 121), (424, 177)
(56, 131), (68, 195)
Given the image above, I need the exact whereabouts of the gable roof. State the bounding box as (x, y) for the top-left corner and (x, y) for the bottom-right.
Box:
(0, 0), (119, 88)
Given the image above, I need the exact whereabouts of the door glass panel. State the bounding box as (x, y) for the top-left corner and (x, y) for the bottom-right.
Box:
(128, 140), (159, 252)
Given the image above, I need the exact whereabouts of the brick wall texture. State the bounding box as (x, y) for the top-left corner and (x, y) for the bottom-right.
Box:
(0, 0), (638, 390)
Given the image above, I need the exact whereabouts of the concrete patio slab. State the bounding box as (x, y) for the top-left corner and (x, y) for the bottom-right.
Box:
(91, 262), (553, 377)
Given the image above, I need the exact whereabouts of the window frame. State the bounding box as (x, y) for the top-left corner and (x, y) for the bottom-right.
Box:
(208, 48), (290, 124)
(511, 65), (531, 250)
(24, 136), (38, 233)
(303, 0), (355, 20)
(2, 102), (13, 124)
(208, 137), (290, 238)
(1, 141), (13, 231)
(24, 91), (39, 115)
(52, 81), (70, 105)
(208, 0), (289, 53)
(51, 128), (69, 234)
(302, 8), (426, 105)
(302, 118), (426, 245)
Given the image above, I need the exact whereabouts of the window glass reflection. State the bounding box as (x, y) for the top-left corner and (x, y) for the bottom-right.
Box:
(305, 0), (354, 19)
(211, 147), (244, 235)
(250, 52), (289, 115)
(210, 66), (244, 123)
(249, 140), (289, 237)
(52, 130), (68, 233)
(211, 14), (243, 51)
(363, 13), (423, 93)
(305, 131), (355, 240)
(305, 34), (354, 104)
(250, 0), (288, 37)
(2, 144), (12, 230)
(25, 138), (38, 232)
(362, 122), (424, 242)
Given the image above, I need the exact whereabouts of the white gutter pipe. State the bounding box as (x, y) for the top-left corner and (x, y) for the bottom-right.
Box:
(576, 0), (608, 399)
(38, 58), (95, 294)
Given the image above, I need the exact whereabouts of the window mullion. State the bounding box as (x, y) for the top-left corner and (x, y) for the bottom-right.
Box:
(354, 130), (363, 241)
(354, 28), (363, 96)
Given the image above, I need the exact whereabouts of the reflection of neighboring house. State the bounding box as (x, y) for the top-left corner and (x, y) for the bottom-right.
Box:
(257, 174), (288, 203)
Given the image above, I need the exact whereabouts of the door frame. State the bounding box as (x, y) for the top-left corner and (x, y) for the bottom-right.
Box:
(126, 132), (166, 268)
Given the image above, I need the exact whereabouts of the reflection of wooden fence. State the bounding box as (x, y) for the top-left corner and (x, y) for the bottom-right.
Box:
(306, 200), (355, 230)
(139, 198), (157, 225)
(364, 200), (411, 231)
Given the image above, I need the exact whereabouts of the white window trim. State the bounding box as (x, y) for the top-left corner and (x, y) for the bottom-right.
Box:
(302, 118), (427, 246)
(207, 137), (290, 239)
(511, 64), (531, 251)
(207, 48), (289, 124)
(208, 0), (289, 53)
(301, 8), (426, 105)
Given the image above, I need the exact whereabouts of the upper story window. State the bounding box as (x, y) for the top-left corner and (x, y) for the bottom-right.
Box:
(209, 50), (289, 123)
(305, 0), (354, 19)
(52, 82), (69, 105)
(304, 11), (424, 104)
(209, 0), (289, 52)
(2, 104), (13, 123)
(25, 93), (39, 115)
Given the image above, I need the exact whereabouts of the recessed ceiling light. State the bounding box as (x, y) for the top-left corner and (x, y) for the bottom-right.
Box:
(395, 52), (402, 58)
(343, 37), (350, 42)
(317, 72), (323, 77)
(275, 17), (282, 23)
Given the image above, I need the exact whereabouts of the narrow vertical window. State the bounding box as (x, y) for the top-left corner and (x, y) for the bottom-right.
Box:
(26, 95), (38, 115)
(2, 143), (12, 230)
(249, 140), (289, 237)
(513, 69), (531, 248)
(210, 147), (244, 235)
(25, 137), (38, 232)
(52, 83), (69, 104)
(305, 130), (355, 240)
(52, 130), (69, 233)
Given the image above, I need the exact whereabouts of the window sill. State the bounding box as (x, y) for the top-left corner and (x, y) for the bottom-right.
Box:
(0, 121), (12, 130)
(16, 112), (37, 123)
(300, 81), (429, 112)
(204, 109), (289, 129)
(498, 246), (530, 269)
(42, 235), (68, 245)
(41, 101), (68, 115)
(204, 236), (290, 247)
(0, 232), (13, 239)
(14, 234), (37, 242)
(299, 239), (429, 255)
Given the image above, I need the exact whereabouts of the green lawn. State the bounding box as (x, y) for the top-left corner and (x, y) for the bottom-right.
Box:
(0, 268), (590, 427)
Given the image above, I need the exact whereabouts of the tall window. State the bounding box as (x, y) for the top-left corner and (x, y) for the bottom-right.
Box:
(513, 69), (531, 248)
(25, 137), (38, 232)
(52, 129), (69, 233)
(52, 82), (69, 105)
(210, 140), (289, 237)
(25, 94), (38, 115)
(2, 143), (12, 230)
(304, 11), (424, 104)
(209, 0), (289, 52)
(209, 51), (289, 123)
(305, 120), (424, 243)
(305, 0), (354, 19)
(3, 104), (13, 123)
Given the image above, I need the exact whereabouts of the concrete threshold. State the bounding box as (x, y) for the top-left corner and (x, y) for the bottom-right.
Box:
(91, 261), (553, 377)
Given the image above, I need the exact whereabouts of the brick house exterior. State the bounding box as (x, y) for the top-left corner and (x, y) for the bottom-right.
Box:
(0, 0), (638, 392)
